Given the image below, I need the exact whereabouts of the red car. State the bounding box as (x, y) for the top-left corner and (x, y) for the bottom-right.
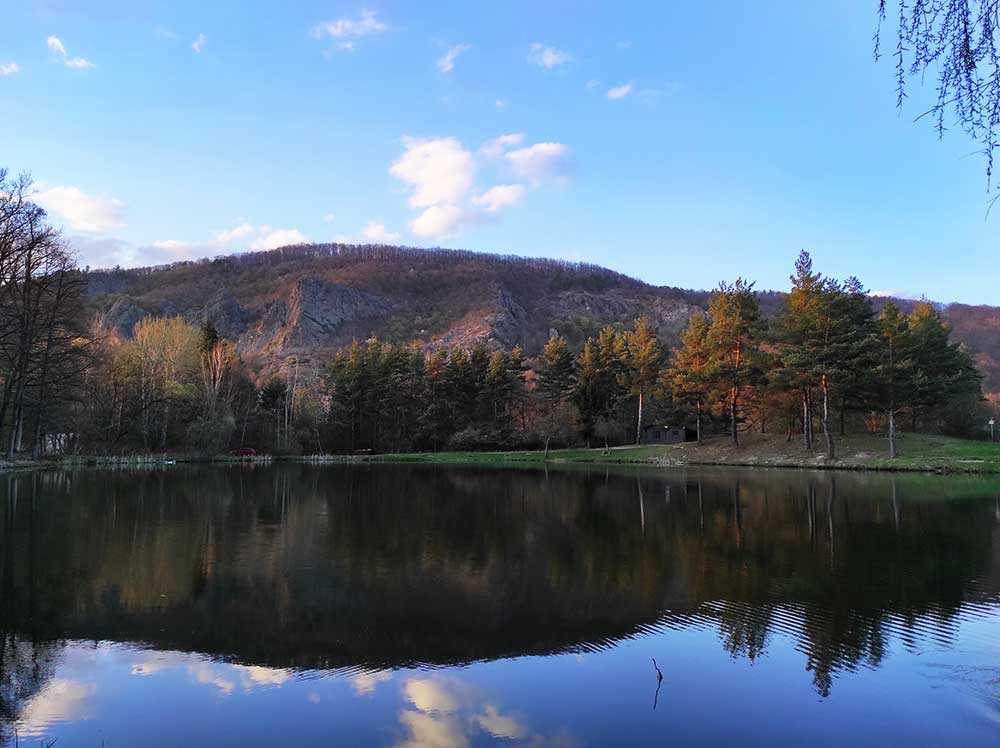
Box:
(230, 447), (257, 457)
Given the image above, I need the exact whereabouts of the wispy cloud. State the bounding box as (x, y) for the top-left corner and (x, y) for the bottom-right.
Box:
(47, 36), (94, 69)
(505, 142), (570, 183)
(472, 184), (526, 213)
(606, 81), (633, 100)
(250, 227), (308, 250)
(36, 185), (124, 232)
(479, 132), (524, 159)
(437, 43), (471, 73)
(361, 221), (401, 243)
(151, 223), (308, 256)
(192, 33), (206, 53)
(46, 36), (67, 57)
(0, 62), (19, 76)
(313, 9), (388, 50)
(153, 26), (178, 41)
(527, 43), (570, 69)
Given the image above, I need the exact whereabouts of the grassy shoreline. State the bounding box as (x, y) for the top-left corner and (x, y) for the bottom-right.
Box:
(368, 433), (1000, 474)
(7, 433), (1000, 474)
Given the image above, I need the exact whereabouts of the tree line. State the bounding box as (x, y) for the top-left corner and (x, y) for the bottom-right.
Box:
(320, 251), (982, 457)
(0, 169), (984, 458)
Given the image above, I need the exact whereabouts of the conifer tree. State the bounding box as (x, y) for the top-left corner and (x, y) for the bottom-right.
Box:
(537, 334), (576, 405)
(573, 338), (603, 446)
(668, 313), (712, 443)
(706, 279), (762, 448)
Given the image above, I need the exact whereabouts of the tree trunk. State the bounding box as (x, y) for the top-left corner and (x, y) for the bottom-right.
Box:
(695, 400), (702, 444)
(802, 392), (811, 450)
(888, 409), (897, 458)
(806, 390), (814, 449)
(730, 386), (739, 448)
(635, 388), (643, 445)
(820, 375), (835, 460)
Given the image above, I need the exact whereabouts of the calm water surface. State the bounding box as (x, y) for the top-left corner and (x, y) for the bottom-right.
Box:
(1, 464), (998, 747)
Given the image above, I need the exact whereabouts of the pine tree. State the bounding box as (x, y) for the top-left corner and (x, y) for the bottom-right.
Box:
(906, 301), (981, 431)
(620, 316), (663, 444)
(874, 303), (912, 458)
(706, 279), (762, 448)
(537, 334), (576, 405)
(669, 313), (711, 443)
(572, 338), (603, 446)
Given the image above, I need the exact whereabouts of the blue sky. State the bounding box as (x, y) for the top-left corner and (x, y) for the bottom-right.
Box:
(1, 1), (994, 303)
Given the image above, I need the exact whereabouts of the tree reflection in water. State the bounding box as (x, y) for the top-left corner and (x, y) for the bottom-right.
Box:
(0, 464), (998, 737)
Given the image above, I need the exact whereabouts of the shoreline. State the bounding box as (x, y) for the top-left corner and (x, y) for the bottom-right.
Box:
(6, 433), (1000, 475)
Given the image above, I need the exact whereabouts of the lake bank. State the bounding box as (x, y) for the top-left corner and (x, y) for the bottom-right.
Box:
(7, 432), (1000, 474)
(369, 433), (1000, 474)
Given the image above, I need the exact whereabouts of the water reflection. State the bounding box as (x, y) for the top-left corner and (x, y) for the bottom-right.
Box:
(0, 464), (998, 745)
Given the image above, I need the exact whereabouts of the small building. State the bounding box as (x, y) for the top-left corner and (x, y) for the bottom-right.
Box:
(640, 424), (687, 445)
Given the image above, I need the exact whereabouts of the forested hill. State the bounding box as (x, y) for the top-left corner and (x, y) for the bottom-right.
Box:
(83, 243), (1000, 393)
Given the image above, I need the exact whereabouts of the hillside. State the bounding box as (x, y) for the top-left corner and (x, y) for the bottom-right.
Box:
(84, 243), (1000, 393)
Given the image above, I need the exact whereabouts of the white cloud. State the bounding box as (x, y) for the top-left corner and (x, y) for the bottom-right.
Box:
(192, 33), (206, 53)
(475, 705), (528, 740)
(398, 710), (467, 748)
(232, 665), (292, 688)
(390, 136), (475, 209)
(70, 220), (309, 268)
(250, 227), (308, 250)
(505, 142), (569, 183)
(17, 679), (96, 737)
(1, 62), (19, 76)
(405, 678), (461, 713)
(527, 43), (570, 69)
(494, 98), (507, 110)
(472, 184), (525, 213)
(189, 661), (236, 696)
(606, 81), (634, 100)
(871, 289), (922, 300)
(349, 669), (392, 696)
(437, 43), (471, 73)
(47, 35), (94, 69)
(46, 36), (67, 57)
(152, 223), (306, 255)
(322, 213), (336, 222)
(151, 239), (190, 250)
(411, 204), (463, 238)
(313, 10), (388, 48)
(394, 675), (571, 748)
(214, 222), (255, 243)
(585, 79), (600, 89)
(479, 132), (524, 159)
(389, 132), (568, 239)
(36, 185), (124, 233)
(361, 220), (401, 243)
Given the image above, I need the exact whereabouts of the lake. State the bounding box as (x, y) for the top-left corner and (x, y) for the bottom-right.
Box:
(1, 464), (998, 747)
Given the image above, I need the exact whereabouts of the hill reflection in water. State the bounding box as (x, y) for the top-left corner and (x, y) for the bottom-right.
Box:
(1, 464), (998, 746)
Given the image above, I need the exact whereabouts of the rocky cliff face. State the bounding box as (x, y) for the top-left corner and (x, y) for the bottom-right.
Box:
(238, 278), (392, 355)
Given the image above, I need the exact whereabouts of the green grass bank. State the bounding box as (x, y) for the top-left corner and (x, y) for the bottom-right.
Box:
(370, 433), (1000, 474)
